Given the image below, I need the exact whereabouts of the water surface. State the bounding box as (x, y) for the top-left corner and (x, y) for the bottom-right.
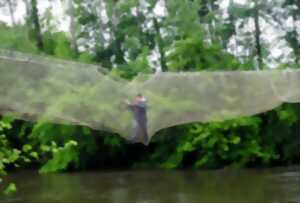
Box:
(1, 168), (300, 203)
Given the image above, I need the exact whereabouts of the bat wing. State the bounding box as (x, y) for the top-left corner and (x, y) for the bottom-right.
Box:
(141, 70), (300, 138)
(0, 50), (135, 138)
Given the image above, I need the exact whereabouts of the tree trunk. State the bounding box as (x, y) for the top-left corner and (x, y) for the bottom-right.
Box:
(30, 0), (44, 51)
(23, 0), (30, 16)
(292, 5), (300, 64)
(207, 0), (217, 44)
(222, 0), (238, 53)
(67, 0), (78, 54)
(6, 0), (16, 26)
(253, 1), (263, 70)
(153, 18), (167, 71)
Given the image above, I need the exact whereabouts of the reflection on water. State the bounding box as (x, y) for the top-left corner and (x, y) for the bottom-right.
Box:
(0, 168), (300, 203)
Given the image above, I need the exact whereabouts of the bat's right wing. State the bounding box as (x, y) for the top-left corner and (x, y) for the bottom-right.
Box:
(140, 70), (300, 138)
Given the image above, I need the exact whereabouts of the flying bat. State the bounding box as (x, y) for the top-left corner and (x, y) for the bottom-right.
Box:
(0, 50), (299, 144)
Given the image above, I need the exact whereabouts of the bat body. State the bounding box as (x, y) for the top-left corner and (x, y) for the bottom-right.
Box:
(127, 97), (149, 145)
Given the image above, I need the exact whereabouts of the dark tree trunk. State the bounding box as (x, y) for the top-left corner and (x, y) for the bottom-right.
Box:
(153, 18), (167, 71)
(254, 1), (263, 70)
(224, 0), (237, 51)
(291, 6), (300, 65)
(30, 0), (44, 51)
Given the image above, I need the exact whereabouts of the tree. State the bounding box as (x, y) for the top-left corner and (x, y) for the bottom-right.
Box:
(282, 0), (300, 65)
(0, 0), (17, 26)
(23, 0), (44, 51)
(197, 0), (220, 44)
(253, 0), (263, 70)
(223, 0), (286, 69)
(61, 0), (79, 54)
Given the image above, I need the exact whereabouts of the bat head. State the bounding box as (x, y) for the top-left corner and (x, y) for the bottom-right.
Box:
(136, 93), (146, 102)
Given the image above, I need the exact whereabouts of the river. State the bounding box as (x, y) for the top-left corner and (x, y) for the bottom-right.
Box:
(1, 167), (300, 203)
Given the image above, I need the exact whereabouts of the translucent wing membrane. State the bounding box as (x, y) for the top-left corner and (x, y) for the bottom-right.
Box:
(0, 50), (299, 143)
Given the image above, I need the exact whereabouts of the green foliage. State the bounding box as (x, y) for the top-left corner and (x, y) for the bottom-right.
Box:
(188, 117), (276, 168)
(0, 24), (37, 53)
(139, 105), (299, 169)
(263, 104), (300, 163)
(113, 47), (152, 79)
(138, 118), (268, 169)
(30, 123), (98, 172)
(30, 123), (76, 145)
(78, 52), (93, 63)
(0, 120), (20, 173)
(3, 183), (17, 195)
(43, 32), (75, 59)
(167, 36), (242, 71)
(0, 118), (37, 193)
(39, 140), (79, 173)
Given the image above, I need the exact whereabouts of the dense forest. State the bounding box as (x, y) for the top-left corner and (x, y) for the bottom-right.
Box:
(0, 0), (300, 194)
